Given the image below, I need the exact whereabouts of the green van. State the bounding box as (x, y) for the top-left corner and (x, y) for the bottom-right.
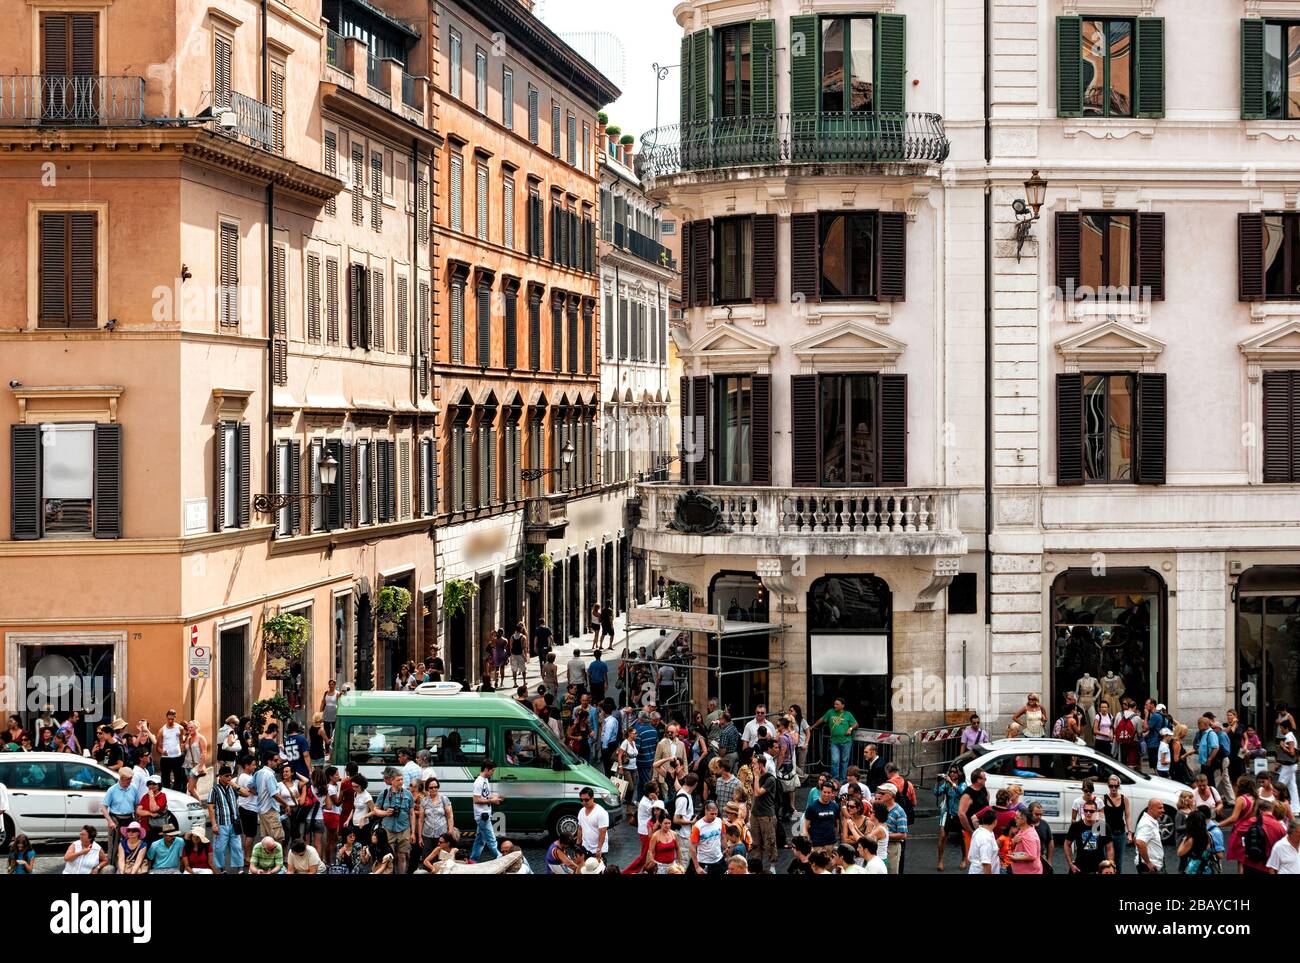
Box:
(332, 684), (621, 839)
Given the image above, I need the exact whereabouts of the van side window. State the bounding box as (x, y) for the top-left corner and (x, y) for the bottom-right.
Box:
(424, 726), (487, 765)
(347, 724), (417, 765)
(503, 728), (554, 768)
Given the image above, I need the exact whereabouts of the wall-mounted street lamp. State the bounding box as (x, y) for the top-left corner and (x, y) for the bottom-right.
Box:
(252, 450), (338, 515)
(1013, 169), (1048, 263)
(520, 439), (575, 483)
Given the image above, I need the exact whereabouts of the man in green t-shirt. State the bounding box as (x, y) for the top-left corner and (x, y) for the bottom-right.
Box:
(249, 836), (285, 874)
(811, 698), (858, 783)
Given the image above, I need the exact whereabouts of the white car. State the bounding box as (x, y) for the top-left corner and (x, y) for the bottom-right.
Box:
(963, 738), (1185, 841)
(0, 753), (207, 846)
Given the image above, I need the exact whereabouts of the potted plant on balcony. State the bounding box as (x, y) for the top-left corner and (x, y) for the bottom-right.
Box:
(376, 585), (412, 646)
(620, 133), (635, 164)
(605, 124), (621, 156)
(523, 551), (553, 593)
(597, 111), (608, 140)
(262, 611), (310, 681)
(441, 578), (478, 620)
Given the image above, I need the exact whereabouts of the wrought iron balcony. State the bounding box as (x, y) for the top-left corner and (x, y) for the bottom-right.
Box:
(212, 90), (274, 151)
(524, 492), (568, 544)
(627, 228), (676, 270)
(634, 482), (965, 558)
(0, 75), (144, 126)
(638, 111), (949, 179)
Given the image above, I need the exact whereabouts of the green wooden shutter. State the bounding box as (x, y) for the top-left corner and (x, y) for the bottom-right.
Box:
(1134, 18), (1165, 118)
(1056, 16), (1083, 118)
(751, 20), (775, 115)
(690, 30), (709, 122)
(1241, 19), (1266, 120)
(790, 15), (819, 115)
(877, 14), (907, 114)
(679, 35), (692, 125)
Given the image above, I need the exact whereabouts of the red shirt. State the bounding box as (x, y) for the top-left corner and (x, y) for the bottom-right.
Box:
(1244, 815), (1288, 872)
(339, 778), (356, 827)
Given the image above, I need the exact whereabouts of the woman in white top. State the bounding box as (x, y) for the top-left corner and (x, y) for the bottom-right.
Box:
(1093, 700), (1116, 758)
(351, 775), (375, 830)
(276, 764), (302, 839)
(788, 705), (811, 772)
(320, 680), (340, 737)
(63, 825), (107, 874)
(617, 733), (639, 824)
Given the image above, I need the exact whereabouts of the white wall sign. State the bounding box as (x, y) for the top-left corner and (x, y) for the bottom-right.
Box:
(184, 498), (209, 534)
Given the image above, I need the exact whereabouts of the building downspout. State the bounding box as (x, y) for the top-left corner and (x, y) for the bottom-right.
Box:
(263, 0), (275, 508)
(983, 0), (994, 630)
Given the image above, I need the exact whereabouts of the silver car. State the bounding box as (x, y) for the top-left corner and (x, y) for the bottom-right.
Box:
(0, 753), (207, 846)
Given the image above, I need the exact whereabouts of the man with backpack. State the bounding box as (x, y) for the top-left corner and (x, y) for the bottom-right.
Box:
(1143, 700), (1169, 772)
(672, 772), (698, 869)
(1242, 799), (1288, 874)
(1115, 708), (1141, 768)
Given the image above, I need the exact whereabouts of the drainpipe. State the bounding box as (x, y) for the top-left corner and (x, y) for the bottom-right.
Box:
(263, 0), (275, 512)
(983, 0), (994, 630)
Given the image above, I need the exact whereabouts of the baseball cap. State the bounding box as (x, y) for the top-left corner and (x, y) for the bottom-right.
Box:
(146, 774), (161, 784)
(1159, 727), (1173, 736)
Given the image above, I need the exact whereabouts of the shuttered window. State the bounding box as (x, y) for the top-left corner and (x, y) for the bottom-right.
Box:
(792, 210), (906, 303)
(476, 280), (492, 367)
(10, 422), (121, 540)
(1262, 370), (1300, 483)
(528, 85), (539, 144)
(567, 300), (579, 373)
(1243, 20), (1300, 120)
(271, 245), (287, 384)
(1242, 212), (1300, 302)
(476, 162), (489, 240)
(528, 291), (542, 370)
(351, 144), (365, 225)
(349, 263), (369, 350)
(325, 256), (339, 343)
(689, 219), (710, 307)
(1057, 17), (1163, 119)
(551, 297), (564, 372)
(448, 29), (462, 99)
(1057, 372), (1165, 485)
(751, 213), (777, 302)
(567, 112), (577, 165)
(582, 300), (593, 374)
(551, 101), (561, 156)
(813, 374), (905, 486)
(396, 274), (408, 355)
(502, 66), (514, 128)
(270, 63), (286, 155)
(1057, 211), (1164, 301)
(218, 220), (239, 328)
(450, 279), (465, 364)
(214, 421), (251, 530)
(213, 34), (232, 108)
(370, 151), (383, 231)
(790, 212), (819, 302)
(324, 131), (338, 216)
(604, 293), (614, 360)
(38, 211), (97, 327)
(306, 254), (321, 342)
(503, 283), (518, 371)
(475, 47), (487, 113)
(399, 438), (411, 520)
(618, 298), (628, 360)
(503, 175), (515, 249)
(371, 268), (385, 350)
(417, 172), (429, 245)
(449, 150), (463, 232)
(418, 281), (431, 396)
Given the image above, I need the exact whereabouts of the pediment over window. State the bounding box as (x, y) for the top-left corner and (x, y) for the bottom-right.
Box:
(791, 321), (906, 372)
(682, 322), (777, 370)
(1055, 320), (1165, 372)
(1240, 320), (1300, 381)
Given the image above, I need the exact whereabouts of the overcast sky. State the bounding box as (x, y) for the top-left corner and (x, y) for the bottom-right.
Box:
(536, 0), (682, 140)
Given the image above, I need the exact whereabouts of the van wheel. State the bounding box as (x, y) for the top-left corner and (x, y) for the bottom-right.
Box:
(549, 807), (580, 841)
(0, 814), (13, 849)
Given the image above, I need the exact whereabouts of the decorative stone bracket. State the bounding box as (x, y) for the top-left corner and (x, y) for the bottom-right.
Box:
(914, 557), (962, 612)
(756, 556), (802, 599)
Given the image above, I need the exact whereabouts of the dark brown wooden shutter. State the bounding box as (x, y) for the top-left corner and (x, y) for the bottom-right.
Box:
(752, 214), (777, 302)
(270, 65), (285, 154)
(237, 422), (251, 527)
(326, 257), (339, 343)
(272, 244), (287, 384)
(68, 212), (96, 326)
(10, 424), (42, 540)
(42, 14), (69, 75)
(691, 220), (711, 308)
(878, 374), (907, 486)
(376, 440), (391, 522)
(339, 441), (353, 527)
(1056, 373), (1084, 485)
(692, 375), (711, 485)
(289, 440), (302, 533)
(681, 222), (693, 307)
(396, 275), (408, 355)
(679, 374), (691, 483)
(877, 212), (907, 302)
(790, 374), (819, 487)
(1238, 212), (1266, 302)
(750, 374), (771, 485)
(219, 221), (239, 327)
(1135, 212), (1165, 301)
(1135, 372), (1166, 485)
(790, 213), (819, 302)
(213, 422), (226, 529)
(70, 15), (96, 76)
(38, 213), (67, 324)
(1262, 370), (1294, 483)
(307, 254), (321, 342)
(1056, 211), (1082, 297)
(92, 423), (122, 538)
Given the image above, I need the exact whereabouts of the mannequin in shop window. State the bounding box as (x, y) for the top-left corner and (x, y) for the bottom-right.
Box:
(1075, 672), (1100, 729)
(1100, 670), (1125, 708)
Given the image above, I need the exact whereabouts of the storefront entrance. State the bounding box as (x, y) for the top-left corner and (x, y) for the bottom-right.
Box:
(7, 632), (123, 749)
(708, 572), (769, 719)
(1236, 566), (1300, 744)
(807, 575), (892, 731)
(1051, 568), (1164, 728)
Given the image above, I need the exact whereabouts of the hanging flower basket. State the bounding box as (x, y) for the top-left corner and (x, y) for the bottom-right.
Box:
(442, 578), (478, 620)
(263, 612), (311, 659)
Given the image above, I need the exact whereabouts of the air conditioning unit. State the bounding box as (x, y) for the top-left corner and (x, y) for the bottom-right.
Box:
(217, 109), (238, 130)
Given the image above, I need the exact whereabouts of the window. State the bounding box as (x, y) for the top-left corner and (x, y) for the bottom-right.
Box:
(528, 85), (539, 143)
(325, 257), (339, 343)
(351, 143), (365, 225)
(270, 61), (286, 154)
(0, 760), (62, 790)
(713, 216), (752, 303)
(582, 122), (590, 173)
(332, 594), (351, 684)
(1264, 22), (1300, 119)
(502, 175), (515, 249)
(213, 33), (232, 108)
(310, 441), (325, 532)
(502, 727), (555, 768)
(276, 440), (292, 536)
(661, 219), (676, 235)
(1081, 19), (1133, 117)
(370, 150), (383, 232)
(475, 47), (487, 112)
(38, 211), (97, 327)
(450, 277), (465, 363)
(819, 212), (876, 299)
(63, 762), (117, 791)
(821, 16), (874, 114)
(819, 374), (877, 485)
(424, 726), (487, 764)
(717, 23), (752, 117)
(1264, 213), (1300, 300)
(475, 162), (489, 241)
(357, 440), (372, 524)
(215, 420), (250, 530)
(502, 67), (514, 128)
(1079, 212), (1134, 292)
(306, 254), (321, 342)
(1262, 370), (1300, 483)
(1081, 373), (1134, 483)
(39, 423), (93, 534)
(448, 29), (462, 99)
(716, 375), (752, 484)
(603, 293), (614, 360)
(449, 150), (463, 232)
(346, 724), (416, 765)
(567, 112), (576, 164)
(551, 101), (561, 155)
(323, 131), (338, 216)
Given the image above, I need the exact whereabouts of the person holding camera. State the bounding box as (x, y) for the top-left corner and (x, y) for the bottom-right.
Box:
(471, 760), (504, 862)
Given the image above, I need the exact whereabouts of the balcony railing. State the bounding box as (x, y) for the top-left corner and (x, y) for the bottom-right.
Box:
(401, 72), (420, 109)
(212, 90), (274, 151)
(0, 75), (144, 126)
(638, 111), (949, 179)
(627, 228), (675, 269)
(326, 29), (344, 69)
(635, 482), (964, 556)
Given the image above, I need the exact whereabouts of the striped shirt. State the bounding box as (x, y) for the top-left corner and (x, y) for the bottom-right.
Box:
(635, 723), (658, 769)
(208, 780), (240, 828)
